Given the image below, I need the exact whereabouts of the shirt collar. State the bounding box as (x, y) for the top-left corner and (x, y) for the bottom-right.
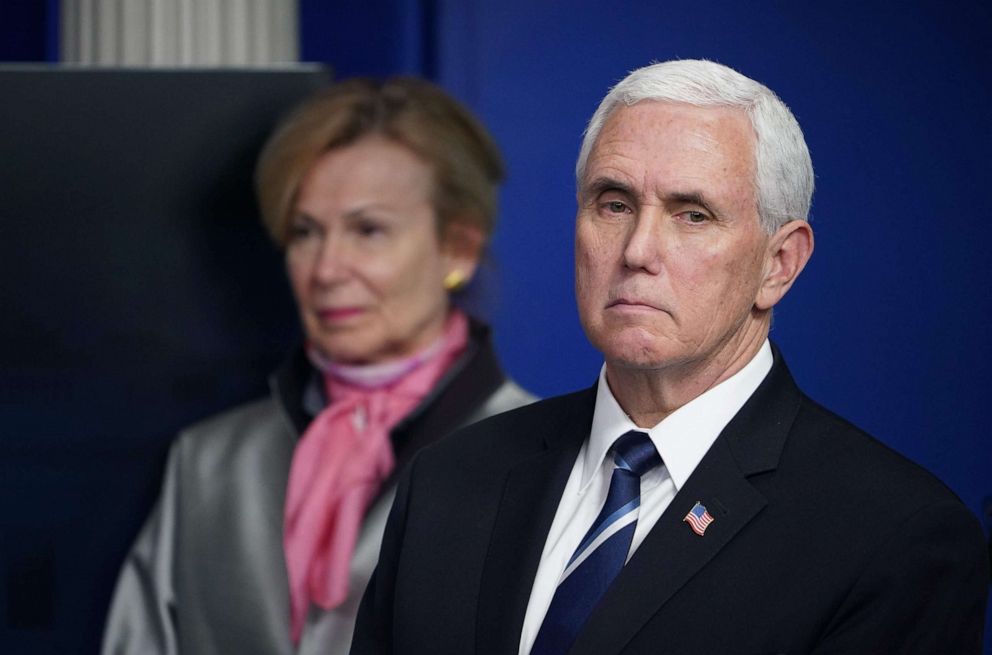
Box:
(583, 340), (773, 492)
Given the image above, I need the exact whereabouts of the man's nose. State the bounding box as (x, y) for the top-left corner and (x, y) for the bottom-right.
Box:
(622, 209), (664, 274)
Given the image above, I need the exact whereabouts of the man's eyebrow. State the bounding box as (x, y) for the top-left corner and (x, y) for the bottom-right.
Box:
(580, 176), (635, 199)
(666, 191), (709, 207)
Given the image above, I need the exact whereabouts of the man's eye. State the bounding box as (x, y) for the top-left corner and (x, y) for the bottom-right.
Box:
(683, 211), (708, 224)
(604, 200), (629, 214)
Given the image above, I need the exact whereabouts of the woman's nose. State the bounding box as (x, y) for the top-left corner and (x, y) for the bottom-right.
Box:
(312, 234), (352, 285)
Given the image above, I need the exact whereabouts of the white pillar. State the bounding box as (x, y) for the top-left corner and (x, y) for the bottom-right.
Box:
(60, 0), (299, 66)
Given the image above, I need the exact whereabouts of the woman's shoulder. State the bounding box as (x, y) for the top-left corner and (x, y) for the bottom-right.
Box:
(467, 379), (538, 424)
(168, 396), (296, 479)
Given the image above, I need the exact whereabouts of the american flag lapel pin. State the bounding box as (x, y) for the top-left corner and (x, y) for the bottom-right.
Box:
(683, 501), (715, 536)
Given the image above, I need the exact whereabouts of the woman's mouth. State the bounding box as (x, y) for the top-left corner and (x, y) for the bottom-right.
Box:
(317, 307), (365, 322)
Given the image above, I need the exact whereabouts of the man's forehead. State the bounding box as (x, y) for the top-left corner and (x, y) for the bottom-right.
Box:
(600, 101), (752, 143)
(583, 102), (756, 179)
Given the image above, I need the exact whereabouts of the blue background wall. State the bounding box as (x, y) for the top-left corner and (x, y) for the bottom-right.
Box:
(2, 0), (989, 651)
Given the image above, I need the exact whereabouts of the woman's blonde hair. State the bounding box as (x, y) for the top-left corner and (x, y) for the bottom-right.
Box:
(255, 77), (505, 247)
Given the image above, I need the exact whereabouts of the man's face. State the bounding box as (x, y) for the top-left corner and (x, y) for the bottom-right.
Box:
(575, 101), (772, 377)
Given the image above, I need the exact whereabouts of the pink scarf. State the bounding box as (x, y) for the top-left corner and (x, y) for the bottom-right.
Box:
(283, 310), (469, 643)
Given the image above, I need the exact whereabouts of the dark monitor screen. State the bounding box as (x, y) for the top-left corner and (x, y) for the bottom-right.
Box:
(0, 66), (330, 651)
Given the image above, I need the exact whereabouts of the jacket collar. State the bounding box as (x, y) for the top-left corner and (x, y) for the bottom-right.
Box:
(388, 319), (507, 472)
(721, 341), (802, 476)
(269, 347), (313, 435)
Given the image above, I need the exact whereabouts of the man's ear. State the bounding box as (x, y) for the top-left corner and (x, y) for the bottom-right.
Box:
(755, 220), (814, 311)
(441, 221), (486, 287)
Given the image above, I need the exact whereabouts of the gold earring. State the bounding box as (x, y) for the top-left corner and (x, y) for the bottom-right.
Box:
(443, 270), (466, 291)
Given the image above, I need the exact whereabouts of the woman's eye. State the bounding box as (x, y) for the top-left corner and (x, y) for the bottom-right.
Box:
(288, 222), (314, 240)
(356, 221), (385, 238)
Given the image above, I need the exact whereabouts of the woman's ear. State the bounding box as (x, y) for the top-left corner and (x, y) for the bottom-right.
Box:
(441, 221), (486, 289)
(755, 219), (814, 311)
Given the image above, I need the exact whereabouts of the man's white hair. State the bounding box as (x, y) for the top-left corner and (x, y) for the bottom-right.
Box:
(576, 59), (814, 233)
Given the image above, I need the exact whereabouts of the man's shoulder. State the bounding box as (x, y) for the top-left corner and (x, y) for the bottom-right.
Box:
(416, 386), (596, 464)
(463, 385), (594, 434)
(755, 347), (965, 511)
(475, 385), (594, 426)
(789, 393), (968, 513)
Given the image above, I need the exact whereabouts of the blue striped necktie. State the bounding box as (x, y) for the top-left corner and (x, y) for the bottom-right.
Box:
(531, 430), (661, 655)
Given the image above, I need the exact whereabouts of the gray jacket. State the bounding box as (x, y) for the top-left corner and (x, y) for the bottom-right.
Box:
(102, 323), (534, 655)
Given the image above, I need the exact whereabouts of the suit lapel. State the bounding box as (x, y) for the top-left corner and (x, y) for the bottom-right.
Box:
(476, 387), (597, 655)
(572, 347), (802, 654)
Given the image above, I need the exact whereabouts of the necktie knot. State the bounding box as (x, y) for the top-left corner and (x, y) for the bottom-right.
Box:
(612, 430), (660, 478)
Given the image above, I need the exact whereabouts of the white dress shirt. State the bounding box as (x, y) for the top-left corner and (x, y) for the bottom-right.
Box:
(517, 341), (773, 654)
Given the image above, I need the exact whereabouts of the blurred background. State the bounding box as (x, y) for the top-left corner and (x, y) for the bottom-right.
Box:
(1, 1), (989, 653)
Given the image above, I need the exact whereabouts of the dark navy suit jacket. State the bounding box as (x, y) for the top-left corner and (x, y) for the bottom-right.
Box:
(353, 347), (989, 654)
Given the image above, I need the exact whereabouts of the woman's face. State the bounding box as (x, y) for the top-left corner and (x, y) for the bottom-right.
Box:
(286, 137), (464, 365)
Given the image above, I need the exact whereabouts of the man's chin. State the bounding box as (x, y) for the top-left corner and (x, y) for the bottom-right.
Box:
(601, 345), (682, 372)
(591, 328), (683, 369)
(606, 356), (673, 372)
